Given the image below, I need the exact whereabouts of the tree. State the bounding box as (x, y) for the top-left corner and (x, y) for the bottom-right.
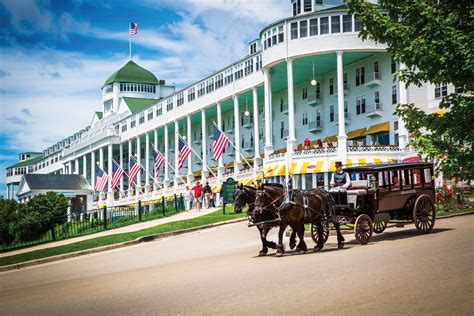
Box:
(347, 0), (474, 181)
(0, 199), (19, 246)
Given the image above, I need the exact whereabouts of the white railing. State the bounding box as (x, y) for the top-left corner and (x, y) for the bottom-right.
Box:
(293, 147), (337, 156)
(308, 120), (322, 130)
(347, 146), (402, 152)
(366, 102), (383, 115)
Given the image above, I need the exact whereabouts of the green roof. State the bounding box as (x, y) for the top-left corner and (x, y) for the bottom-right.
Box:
(95, 111), (103, 119)
(123, 97), (159, 114)
(7, 155), (43, 169)
(103, 60), (159, 86)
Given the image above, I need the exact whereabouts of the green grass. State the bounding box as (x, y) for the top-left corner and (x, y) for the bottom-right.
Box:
(0, 208), (246, 267)
(436, 206), (474, 217)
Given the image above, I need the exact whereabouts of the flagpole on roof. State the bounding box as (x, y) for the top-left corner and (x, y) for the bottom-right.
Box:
(178, 134), (218, 179)
(212, 120), (253, 171)
(129, 22), (132, 60)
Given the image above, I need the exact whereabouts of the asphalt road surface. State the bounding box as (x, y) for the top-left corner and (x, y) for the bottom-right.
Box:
(1, 215), (473, 315)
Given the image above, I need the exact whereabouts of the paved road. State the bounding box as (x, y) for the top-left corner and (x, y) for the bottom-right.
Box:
(1, 215), (473, 315)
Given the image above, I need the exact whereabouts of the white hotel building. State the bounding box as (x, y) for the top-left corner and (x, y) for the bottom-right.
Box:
(6, 0), (449, 205)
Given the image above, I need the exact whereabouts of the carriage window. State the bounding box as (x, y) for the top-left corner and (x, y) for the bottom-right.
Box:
(424, 168), (433, 187)
(391, 170), (400, 190)
(378, 171), (390, 191)
(316, 173), (325, 188)
(413, 169), (423, 187)
(401, 169), (412, 188)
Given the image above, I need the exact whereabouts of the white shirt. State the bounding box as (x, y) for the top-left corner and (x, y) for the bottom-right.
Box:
(330, 171), (351, 189)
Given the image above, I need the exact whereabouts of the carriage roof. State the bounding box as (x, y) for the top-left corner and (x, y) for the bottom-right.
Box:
(344, 162), (433, 173)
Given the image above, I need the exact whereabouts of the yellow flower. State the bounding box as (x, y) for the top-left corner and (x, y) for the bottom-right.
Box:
(435, 109), (446, 117)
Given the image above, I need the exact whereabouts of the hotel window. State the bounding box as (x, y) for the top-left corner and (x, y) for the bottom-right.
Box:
(280, 121), (285, 139)
(245, 59), (254, 76)
(356, 96), (366, 114)
(304, 0), (311, 12)
(104, 84), (113, 93)
(206, 78), (214, 93)
(122, 123), (127, 132)
(302, 87), (308, 99)
(272, 28), (277, 45)
(392, 85), (398, 104)
(330, 105), (335, 122)
(224, 69), (233, 85)
(130, 116), (136, 128)
(300, 20), (308, 38)
(310, 18), (318, 36)
(331, 16), (340, 33)
(177, 93), (184, 106)
(235, 63), (244, 80)
(355, 67), (365, 86)
(320, 17), (329, 34)
(316, 108), (321, 124)
(278, 26), (284, 43)
(355, 15), (363, 31)
(197, 83), (205, 97)
(343, 15), (352, 32)
(139, 112), (145, 124)
(167, 97), (173, 111)
(291, 22), (298, 39)
(187, 87), (195, 101)
(329, 78), (334, 95)
(215, 74), (223, 89)
(104, 99), (113, 113)
(256, 55), (262, 70)
(435, 84), (448, 98)
(391, 56), (397, 74)
(315, 82), (321, 99)
(156, 103), (163, 116)
(343, 73), (348, 89)
(315, 0), (323, 4)
(147, 108), (153, 120)
(266, 31), (271, 48)
(302, 112), (308, 125)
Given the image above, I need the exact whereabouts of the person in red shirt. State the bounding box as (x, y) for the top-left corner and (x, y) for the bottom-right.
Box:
(191, 181), (204, 211)
(304, 137), (310, 150)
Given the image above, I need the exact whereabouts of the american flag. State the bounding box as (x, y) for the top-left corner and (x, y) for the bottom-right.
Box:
(153, 149), (165, 178)
(129, 156), (141, 186)
(177, 137), (191, 171)
(95, 167), (108, 193)
(130, 22), (138, 35)
(110, 161), (124, 190)
(213, 126), (229, 161)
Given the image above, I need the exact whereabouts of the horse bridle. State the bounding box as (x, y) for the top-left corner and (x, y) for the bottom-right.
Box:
(255, 189), (287, 213)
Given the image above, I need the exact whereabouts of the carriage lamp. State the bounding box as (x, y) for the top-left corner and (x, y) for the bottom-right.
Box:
(311, 79), (317, 86)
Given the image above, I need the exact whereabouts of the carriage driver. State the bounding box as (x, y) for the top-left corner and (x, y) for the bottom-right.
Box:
(330, 161), (351, 191)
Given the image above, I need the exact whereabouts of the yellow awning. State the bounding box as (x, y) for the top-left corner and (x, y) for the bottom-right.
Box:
(347, 128), (367, 140)
(365, 121), (390, 135)
(225, 161), (234, 168)
(193, 170), (202, 177)
(324, 135), (338, 143)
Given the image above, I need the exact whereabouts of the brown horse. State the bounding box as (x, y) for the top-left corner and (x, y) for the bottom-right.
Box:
(234, 183), (299, 256)
(254, 183), (345, 257)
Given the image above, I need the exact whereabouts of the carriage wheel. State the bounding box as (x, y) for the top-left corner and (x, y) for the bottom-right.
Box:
(311, 221), (330, 245)
(354, 214), (373, 245)
(373, 220), (387, 234)
(413, 195), (436, 233)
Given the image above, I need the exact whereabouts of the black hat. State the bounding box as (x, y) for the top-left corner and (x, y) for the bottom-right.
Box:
(335, 161), (343, 168)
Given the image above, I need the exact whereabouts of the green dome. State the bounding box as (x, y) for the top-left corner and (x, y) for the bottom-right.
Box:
(103, 60), (159, 87)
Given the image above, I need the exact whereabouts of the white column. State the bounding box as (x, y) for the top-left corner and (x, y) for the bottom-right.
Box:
(67, 161), (72, 174)
(145, 132), (150, 193)
(336, 51), (347, 163)
(174, 120), (180, 186)
(287, 58), (297, 152)
(217, 101), (224, 178)
(154, 129), (159, 188)
(91, 150), (95, 189)
(107, 144), (113, 197)
(128, 139), (133, 195)
(164, 124), (170, 187)
(263, 68), (273, 157)
(398, 63), (409, 149)
(6, 184), (10, 200)
(233, 94), (242, 166)
(136, 136), (141, 193)
(253, 87), (260, 166)
(186, 114), (193, 183)
(75, 159), (79, 174)
(119, 143), (124, 193)
(83, 155), (87, 179)
(99, 147), (104, 200)
(201, 109), (209, 179)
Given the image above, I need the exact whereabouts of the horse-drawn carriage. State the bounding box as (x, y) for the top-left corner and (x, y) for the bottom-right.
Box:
(235, 162), (436, 256)
(312, 162), (436, 245)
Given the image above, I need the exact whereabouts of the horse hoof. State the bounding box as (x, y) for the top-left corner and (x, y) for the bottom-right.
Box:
(338, 241), (345, 249)
(275, 251), (284, 257)
(290, 241), (296, 249)
(298, 250), (307, 255)
(258, 251), (267, 257)
(314, 245), (324, 251)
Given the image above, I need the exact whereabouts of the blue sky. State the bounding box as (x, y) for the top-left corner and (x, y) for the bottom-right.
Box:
(0, 0), (290, 197)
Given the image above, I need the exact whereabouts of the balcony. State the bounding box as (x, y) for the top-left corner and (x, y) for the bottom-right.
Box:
(280, 103), (288, 115)
(365, 72), (382, 87)
(224, 123), (235, 134)
(282, 129), (289, 138)
(242, 141), (253, 150)
(335, 112), (351, 125)
(335, 83), (350, 96)
(242, 117), (253, 129)
(308, 120), (322, 133)
(307, 93), (322, 106)
(366, 102), (383, 118)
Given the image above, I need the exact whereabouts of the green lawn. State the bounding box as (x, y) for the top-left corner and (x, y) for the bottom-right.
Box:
(0, 208), (246, 267)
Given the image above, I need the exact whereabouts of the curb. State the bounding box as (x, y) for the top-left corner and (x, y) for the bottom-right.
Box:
(0, 217), (247, 273)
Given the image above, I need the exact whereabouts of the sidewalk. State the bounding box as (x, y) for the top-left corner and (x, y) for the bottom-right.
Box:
(1, 207), (220, 259)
